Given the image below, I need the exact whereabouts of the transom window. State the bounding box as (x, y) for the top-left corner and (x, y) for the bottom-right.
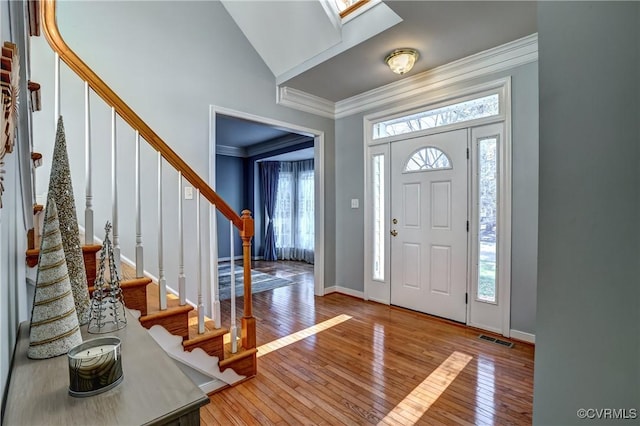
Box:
(404, 147), (452, 173)
(373, 93), (499, 140)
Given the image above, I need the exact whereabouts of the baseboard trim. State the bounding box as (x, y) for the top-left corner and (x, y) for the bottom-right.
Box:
(324, 286), (364, 299)
(510, 329), (535, 344)
(366, 296), (389, 305)
(199, 379), (228, 395)
(218, 255), (244, 262)
(219, 255), (264, 262)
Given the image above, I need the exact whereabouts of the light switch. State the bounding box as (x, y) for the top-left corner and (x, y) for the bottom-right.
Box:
(184, 186), (194, 200)
(351, 198), (359, 209)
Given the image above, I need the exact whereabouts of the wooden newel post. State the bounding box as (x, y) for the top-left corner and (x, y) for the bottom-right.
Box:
(240, 210), (256, 349)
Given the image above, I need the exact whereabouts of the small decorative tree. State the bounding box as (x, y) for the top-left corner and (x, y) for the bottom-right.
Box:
(28, 200), (83, 359)
(46, 117), (91, 325)
(88, 222), (127, 334)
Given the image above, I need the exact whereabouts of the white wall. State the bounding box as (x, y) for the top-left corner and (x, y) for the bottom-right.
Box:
(534, 2), (640, 424)
(334, 62), (539, 334)
(1, 0), (32, 410)
(30, 1), (336, 309)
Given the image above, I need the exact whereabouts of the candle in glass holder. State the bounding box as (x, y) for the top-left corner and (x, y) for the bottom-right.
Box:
(68, 337), (123, 397)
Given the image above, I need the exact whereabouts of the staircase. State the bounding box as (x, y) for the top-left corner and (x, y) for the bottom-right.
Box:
(25, 0), (257, 392)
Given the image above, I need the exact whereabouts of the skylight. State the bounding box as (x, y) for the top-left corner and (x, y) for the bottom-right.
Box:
(335, 0), (370, 18)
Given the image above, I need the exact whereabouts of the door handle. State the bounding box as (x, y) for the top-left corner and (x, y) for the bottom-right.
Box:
(390, 229), (398, 237)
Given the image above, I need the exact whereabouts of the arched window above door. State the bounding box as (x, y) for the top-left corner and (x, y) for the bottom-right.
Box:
(404, 147), (452, 172)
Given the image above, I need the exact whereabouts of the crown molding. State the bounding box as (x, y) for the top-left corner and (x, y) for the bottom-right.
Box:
(216, 145), (246, 158)
(276, 86), (335, 119)
(217, 135), (312, 159)
(335, 33), (538, 118)
(276, 33), (538, 120)
(246, 134), (311, 157)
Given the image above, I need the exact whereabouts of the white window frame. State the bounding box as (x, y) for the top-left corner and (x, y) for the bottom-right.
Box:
(373, 93), (500, 141)
(403, 146), (453, 173)
(364, 144), (390, 304)
(366, 79), (509, 145)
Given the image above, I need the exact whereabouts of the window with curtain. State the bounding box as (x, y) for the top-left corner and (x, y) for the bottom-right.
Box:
(273, 160), (314, 263)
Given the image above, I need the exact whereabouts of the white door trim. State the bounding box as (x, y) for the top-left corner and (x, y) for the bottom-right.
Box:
(467, 122), (511, 336)
(209, 106), (326, 301)
(363, 77), (512, 336)
(363, 143), (390, 304)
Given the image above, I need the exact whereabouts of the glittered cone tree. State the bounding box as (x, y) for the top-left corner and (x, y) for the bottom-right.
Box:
(88, 222), (127, 334)
(28, 199), (83, 359)
(46, 116), (90, 325)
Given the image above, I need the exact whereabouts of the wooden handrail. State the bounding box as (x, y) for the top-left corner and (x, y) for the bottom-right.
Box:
(40, 0), (243, 230)
(40, 0), (256, 352)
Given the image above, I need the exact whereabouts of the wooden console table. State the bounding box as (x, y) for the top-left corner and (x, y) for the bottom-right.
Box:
(3, 312), (209, 425)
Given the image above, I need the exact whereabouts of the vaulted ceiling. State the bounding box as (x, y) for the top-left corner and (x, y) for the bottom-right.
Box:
(224, 1), (537, 103)
(218, 1), (537, 146)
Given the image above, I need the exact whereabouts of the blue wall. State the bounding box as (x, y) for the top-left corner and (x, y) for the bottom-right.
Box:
(216, 155), (245, 259)
(215, 139), (314, 259)
(534, 2), (640, 423)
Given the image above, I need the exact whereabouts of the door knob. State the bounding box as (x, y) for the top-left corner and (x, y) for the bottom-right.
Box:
(390, 230), (398, 237)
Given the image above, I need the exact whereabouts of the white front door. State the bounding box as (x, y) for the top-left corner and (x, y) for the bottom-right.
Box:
(390, 129), (468, 323)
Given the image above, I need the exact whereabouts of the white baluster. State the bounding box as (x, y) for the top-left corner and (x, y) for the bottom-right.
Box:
(178, 172), (186, 305)
(84, 82), (93, 244)
(230, 220), (238, 354)
(158, 152), (167, 310)
(111, 108), (121, 274)
(197, 189), (204, 334)
(210, 207), (221, 328)
(135, 131), (144, 277)
(54, 53), (60, 123)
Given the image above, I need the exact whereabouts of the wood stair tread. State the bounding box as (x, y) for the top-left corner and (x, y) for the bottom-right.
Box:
(89, 277), (152, 295)
(184, 326), (228, 346)
(139, 304), (194, 323)
(186, 310), (225, 336)
(121, 277), (153, 287)
(25, 243), (103, 254)
(145, 283), (224, 333)
(219, 347), (258, 376)
(117, 263), (255, 377)
(26, 243), (101, 267)
(145, 282), (183, 311)
(221, 347), (257, 364)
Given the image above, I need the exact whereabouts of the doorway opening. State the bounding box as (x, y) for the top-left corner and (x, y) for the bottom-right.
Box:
(209, 106), (325, 314)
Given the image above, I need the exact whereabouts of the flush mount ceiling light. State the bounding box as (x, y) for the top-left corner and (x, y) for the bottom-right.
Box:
(385, 48), (419, 75)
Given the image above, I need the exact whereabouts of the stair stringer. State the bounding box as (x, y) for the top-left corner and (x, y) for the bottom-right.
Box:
(147, 324), (245, 386)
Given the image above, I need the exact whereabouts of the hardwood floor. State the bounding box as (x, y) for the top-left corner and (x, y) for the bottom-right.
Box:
(203, 261), (535, 425)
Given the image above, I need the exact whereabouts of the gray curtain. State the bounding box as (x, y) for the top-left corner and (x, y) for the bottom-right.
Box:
(260, 162), (279, 261)
(275, 160), (314, 264)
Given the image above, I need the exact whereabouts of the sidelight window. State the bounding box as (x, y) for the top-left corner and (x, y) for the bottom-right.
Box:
(372, 154), (385, 281)
(477, 137), (498, 303)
